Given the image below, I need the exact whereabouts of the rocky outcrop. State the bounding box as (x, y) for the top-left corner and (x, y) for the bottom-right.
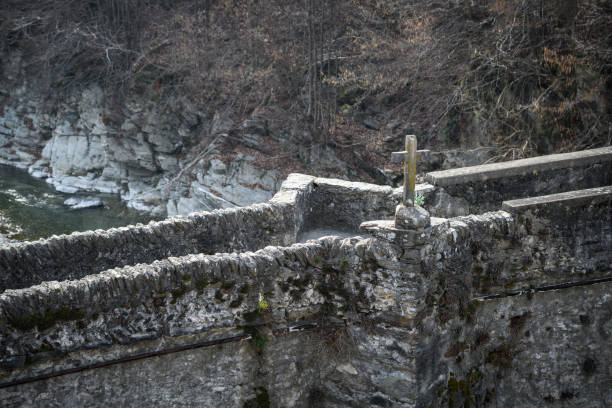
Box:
(0, 80), (281, 217)
(63, 197), (103, 210)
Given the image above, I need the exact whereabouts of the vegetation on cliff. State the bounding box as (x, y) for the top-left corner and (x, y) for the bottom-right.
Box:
(1, 0), (610, 176)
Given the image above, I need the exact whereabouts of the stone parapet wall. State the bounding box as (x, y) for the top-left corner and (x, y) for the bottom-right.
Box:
(473, 190), (611, 294)
(426, 146), (612, 186)
(361, 183), (611, 407)
(0, 202), (296, 292)
(0, 232), (424, 407)
(0, 159), (611, 407)
(0, 238), (336, 382)
(0, 173), (407, 292)
(419, 188), (611, 298)
(411, 187), (612, 407)
(305, 177), (401, 232)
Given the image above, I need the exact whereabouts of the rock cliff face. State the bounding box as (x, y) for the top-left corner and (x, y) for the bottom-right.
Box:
(0, 75), (281, 216)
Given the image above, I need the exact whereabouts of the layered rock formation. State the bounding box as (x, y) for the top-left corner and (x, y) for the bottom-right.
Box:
(0, 78), (281, 217)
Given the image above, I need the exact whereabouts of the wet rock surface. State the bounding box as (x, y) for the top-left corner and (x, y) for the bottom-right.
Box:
(63, 197), (103, 210)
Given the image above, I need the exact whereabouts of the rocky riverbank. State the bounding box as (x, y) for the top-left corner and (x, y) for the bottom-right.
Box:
(0, 164), (156, 241)
(0, 81), (284, 217)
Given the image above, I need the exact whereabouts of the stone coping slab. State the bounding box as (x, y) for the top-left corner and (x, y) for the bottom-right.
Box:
(502, 185), (612, 212)
(426, 146), (612, 186)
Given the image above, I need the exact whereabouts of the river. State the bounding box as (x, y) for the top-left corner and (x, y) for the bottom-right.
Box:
(0, 165), (158, 243)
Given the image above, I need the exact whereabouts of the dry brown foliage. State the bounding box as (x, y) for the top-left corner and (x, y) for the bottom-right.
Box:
(1, 0), (610, 174)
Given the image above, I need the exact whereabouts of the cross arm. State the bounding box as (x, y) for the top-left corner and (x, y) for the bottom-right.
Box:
(390, 149), (431, 164)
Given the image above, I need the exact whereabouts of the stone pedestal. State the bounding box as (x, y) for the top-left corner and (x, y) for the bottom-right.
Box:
(395, 204), (430, 230)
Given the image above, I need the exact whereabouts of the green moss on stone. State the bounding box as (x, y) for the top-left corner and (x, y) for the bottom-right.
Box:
(242, 326), (268, 353)
(10, 307), (86, 331)
(221, 281), (236, 291)
(171, 285), (188, 303)
(439, 368), (482, 408)
(322, 301), (336, 314)
(215, 289), (224, 301)
(243, 309), (261, 322)
(195, 277), (209, 291)
(244, 386), (270, 408)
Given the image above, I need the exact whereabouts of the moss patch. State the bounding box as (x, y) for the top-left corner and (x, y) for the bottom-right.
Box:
(171, 285), (188, 303)
(242, 326), (268, 353)
(486, 343), (515, 369)
(221, 281), (236, 291)
(244, 386), (270, 408)
(215, 289), (224, 301)
(9, 307), (86, 331)
(438, 368), (483, 408)
(195, 277), (209, 291)
(243, 309), (260, 322)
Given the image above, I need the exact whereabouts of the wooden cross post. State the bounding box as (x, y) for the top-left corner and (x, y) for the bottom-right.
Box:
(403, 135), (417, 206)
(391, 135), (428, 206)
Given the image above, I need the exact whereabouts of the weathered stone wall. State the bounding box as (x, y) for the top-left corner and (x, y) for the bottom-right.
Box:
(1, 331), (327, 408)
(304, 178), (437, 233)
(0, 234), (425, 407)
(0, 172), (317, 292)
(0, 173), (408, 292)
(423, 282), (612, 407)
(0, 163), (610, 407)
(0, 202), (296, 292)
(0, 238), (345, 407)
(464, 189), (611, 295)
(305, 177), (401, 232)
(411, 191), (612, 407)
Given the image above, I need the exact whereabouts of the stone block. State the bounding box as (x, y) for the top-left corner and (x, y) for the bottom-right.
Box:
(395, 204), (430, 229)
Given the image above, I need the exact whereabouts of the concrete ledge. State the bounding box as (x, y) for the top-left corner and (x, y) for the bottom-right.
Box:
(426, 146), (612, 186)
(502, 186), (612, 212)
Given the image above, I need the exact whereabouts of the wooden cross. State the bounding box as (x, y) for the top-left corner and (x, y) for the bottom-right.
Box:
(391, 135), (429, 206)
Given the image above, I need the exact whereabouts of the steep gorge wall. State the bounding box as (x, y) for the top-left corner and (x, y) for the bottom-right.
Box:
(0, 76), (281, 216)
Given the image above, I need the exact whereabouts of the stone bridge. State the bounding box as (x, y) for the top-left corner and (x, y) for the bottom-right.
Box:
(0, 146), (611, 407)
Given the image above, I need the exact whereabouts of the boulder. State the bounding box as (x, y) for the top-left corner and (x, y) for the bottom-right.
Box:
(64, 196), (103, 210)
(395, 204), (431, 229)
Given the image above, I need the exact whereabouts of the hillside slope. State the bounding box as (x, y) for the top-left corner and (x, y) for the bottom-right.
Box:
(0, 0), (610, 214)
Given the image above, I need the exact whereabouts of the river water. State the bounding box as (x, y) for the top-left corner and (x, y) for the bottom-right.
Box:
(0, 165), (158, 243)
